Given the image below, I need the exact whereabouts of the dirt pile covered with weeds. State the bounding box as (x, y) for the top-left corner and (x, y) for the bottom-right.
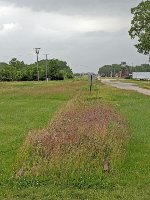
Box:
(14, 93), (128, 189)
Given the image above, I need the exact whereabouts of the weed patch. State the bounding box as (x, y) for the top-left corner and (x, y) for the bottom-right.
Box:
(13, 90), (128, 190)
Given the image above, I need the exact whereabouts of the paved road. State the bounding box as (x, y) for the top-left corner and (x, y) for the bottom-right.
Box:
(101, 79), (150, 96)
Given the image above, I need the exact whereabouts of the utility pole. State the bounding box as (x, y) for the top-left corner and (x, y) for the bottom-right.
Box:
(34, 48), (41, 81)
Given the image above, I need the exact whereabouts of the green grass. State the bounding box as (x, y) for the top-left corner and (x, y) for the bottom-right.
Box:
(0, 81), (83, 187)
(98, 84), (150, 198)
(0, 80), (150, 199)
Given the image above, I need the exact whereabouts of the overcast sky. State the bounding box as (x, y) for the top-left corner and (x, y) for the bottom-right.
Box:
(0, 0), (148, 72)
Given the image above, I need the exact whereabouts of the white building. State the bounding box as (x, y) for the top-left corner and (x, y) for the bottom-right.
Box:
(132, 72), (150, 80)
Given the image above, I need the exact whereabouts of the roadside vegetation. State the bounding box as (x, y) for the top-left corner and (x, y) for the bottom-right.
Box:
(0, 80), (150, 199)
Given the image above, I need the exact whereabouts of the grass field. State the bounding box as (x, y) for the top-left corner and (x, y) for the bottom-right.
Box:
(0, 80), (150, 199)
(0, 81), (84, 193)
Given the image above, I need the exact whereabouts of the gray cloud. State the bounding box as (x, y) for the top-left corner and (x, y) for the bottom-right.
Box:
(2, 0), (141, 16)
(0, 0), (148, 73)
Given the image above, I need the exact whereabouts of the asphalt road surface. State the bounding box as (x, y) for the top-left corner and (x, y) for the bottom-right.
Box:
(101, 79), (150, 96)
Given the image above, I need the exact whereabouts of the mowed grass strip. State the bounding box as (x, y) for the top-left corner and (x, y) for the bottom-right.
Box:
(0, 80), (84, 184)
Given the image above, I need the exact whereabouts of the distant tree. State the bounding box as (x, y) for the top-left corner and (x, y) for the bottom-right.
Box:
(9, 58), (25, 68)
(98, 64), (122, 77)
(129, 0), (150, 58)
(48, 59), (73, 80)
(0, 62), (8, 67)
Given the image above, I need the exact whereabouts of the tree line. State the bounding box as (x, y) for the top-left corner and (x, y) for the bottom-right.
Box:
(98, 64), (150, 77)
(0, 58), (73, 81)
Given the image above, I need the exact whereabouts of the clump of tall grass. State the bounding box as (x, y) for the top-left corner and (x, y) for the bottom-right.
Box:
(13, 93), (128, 189)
